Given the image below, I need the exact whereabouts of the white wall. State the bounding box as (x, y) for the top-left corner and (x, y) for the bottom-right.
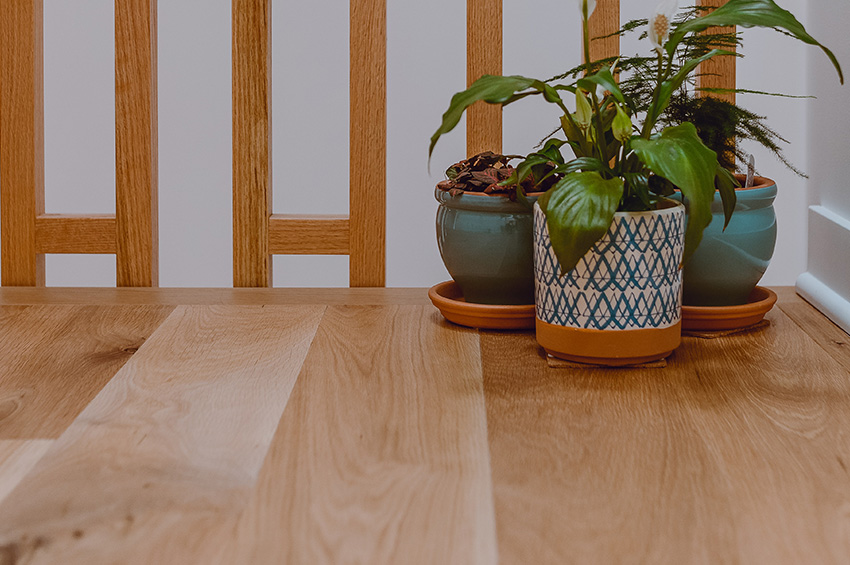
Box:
(796, 0), (850, 331)
(0, 0), (829, 287)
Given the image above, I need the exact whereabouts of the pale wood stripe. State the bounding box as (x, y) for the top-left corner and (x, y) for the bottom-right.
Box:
(225, 306), (497, 563)
(0, 305), (173, 439)
(483, 309), (850, 563)
(232, 0), (272, 287)
(0, 440), (52, 505)
(350, 0), (387, 287)
(466, 0), (502, 158)
(0, 0), (45, 286)
(115, 0), (159, 287)
(697, 0), (736, 105)
(268, 214), (350, 255)
(587, 0), (620, 64)
(0, 305), (323, 563)
(779, 294), (850, 375)
(0, 287), (432, 306)
(35, 214), (117, 254)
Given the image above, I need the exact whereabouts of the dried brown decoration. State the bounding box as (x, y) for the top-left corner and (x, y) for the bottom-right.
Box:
(435, 151), (561, 200)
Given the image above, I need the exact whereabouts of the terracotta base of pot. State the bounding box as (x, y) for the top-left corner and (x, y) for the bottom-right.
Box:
(428, 281), (535, 330)
(681, 286), (777, 331)
(536, 318), (682, 367)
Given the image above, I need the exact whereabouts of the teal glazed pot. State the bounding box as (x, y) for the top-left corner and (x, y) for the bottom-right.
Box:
(680, 176), (777, 306)
(435, 188), (539, 305)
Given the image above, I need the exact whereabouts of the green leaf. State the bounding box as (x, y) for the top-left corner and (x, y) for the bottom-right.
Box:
(715, 165), (739, 229)
(576, 66), (626, 106)
(537, 172), (624, 274)
(631, 123), (718, 263)
(429, 75), (566, 158)
(668, 0), (843, 84)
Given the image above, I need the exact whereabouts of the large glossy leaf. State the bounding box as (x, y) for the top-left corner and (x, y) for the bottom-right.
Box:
(538, 172), (624, 274)
(576, 66), (626, 106)
(429, 75), (566, 158)
(631, 123), (718, 262)
(668, 0), (843, 84)
(715, 165), (739, 229)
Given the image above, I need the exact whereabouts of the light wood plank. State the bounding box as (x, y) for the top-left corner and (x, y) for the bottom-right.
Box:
(697, 0), (736, 105)
(350, 0), (387, 286)
(232, 0), (272, 287)
(483, 308), (850, 563)
(0, 305), (173, 439)
(466, 0), (502, 157)
(0, 305), (323, 564)
(0, 440), (52, 505)
(35, 214), (117, 254)
(0, 287), (432, 306)
(268, 214), (350, 255)
(115, 0), (159, 287)
(779, 294), (850, 374)
(226, 306), (497, 564)
(0, 0), (45, 286)
(587, 0), (620, 64)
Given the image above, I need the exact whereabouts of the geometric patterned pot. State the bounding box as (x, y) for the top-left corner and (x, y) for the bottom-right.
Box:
(533, 199), (685, 366)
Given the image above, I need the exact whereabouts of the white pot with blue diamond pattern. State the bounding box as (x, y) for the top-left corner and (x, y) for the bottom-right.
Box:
(533, 200), (685, 366)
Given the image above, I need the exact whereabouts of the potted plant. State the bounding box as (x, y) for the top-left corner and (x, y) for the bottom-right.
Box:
(434, 151), (561, 306)
(430, 0), (842, 364)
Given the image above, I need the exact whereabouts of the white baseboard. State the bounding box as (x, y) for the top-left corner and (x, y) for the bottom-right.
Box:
(796, 205), (850, 335)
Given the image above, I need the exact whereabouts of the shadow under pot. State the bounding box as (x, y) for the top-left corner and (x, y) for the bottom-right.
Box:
(435, 188), (540, 305)
(677, 176), (777, 307)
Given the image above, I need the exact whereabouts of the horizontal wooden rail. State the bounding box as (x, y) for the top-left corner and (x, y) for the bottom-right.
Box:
(35, 214), (117, 254)
(268, 215), (350, 255)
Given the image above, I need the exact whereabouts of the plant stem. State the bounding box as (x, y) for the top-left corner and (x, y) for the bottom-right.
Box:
(582, 7), (591, 75)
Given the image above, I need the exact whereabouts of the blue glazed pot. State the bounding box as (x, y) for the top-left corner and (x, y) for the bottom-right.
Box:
(435, 188), (539, 305)
(679, 176), (777, 306)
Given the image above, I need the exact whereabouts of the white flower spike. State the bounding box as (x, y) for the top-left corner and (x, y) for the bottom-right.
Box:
(649, 0), (679, 53)
(579, 0), (597, 20)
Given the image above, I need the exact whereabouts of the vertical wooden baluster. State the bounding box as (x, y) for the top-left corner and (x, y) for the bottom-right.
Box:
(0, 0), (45, 286)
(115, 0), (159, 287)
(466, 0), (502, 158)
(697, 0), (736, 105)
(350, 0), (386, 287)
(232, 0), (272, 287)
(586, 0), (620, 65)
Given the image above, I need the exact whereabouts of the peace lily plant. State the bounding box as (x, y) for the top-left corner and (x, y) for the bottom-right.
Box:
(430, 0), (843, 274)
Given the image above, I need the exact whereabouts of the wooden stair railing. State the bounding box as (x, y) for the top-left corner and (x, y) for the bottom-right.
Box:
(1, 0), (734, 289)
(0, 0), (158, 287)
(232, 0), (386, 287)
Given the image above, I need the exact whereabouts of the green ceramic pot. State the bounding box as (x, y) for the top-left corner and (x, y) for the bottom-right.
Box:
(679, 176), (777, 306)
(435, 188), (538, 305)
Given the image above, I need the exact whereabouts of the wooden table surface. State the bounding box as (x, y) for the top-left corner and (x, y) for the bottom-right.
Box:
(0, 287), (848, 564)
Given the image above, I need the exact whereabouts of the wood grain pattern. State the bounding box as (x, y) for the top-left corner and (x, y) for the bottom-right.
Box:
(697, 0), (736, 105)
(0, 305), (173, 439)
(0, 440), (51, 504)
(350, 0), (387, 287)
(35, 214), (117, 254)
(779, 293), (850, 374)
(0, 287), (432, 306)
(268, 214), (350, 255)
(0, 0), (45, 286)
(587, 0), (620, 64)
(115, 0), (159, 287)
(466, 0), (502, 157)
(226, 306), (497, 564)
(482, 309), (850, 564)
(0, 305), (323, 564)
(232, 0), (272, 287)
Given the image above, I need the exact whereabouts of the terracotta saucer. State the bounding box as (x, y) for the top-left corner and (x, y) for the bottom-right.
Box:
(681, 286), (778, 331)
(428, 281), (535, 330)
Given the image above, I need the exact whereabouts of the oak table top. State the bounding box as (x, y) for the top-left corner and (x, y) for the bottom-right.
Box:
(0, 287), (848, 564)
